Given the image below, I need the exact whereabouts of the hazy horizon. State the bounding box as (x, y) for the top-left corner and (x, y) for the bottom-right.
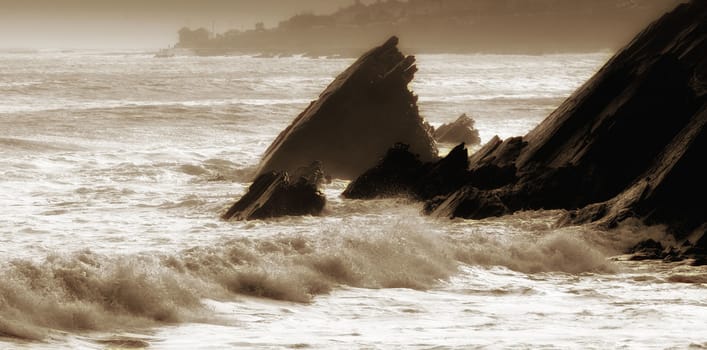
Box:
(0, 0), (372, 49)
(0, 0), (680, 50)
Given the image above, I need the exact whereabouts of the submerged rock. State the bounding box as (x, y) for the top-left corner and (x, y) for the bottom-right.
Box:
(223, 162), (325, 221)
(433, 114), (481, 147)
(255, 36), (437, 180)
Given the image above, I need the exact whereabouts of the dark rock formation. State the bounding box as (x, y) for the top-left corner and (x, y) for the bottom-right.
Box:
(346, 1), (706, 258)
(433, 114), (481, 147)
(343, 143), (469, 201)
(426, 186), (509, 220)
(433, 0), (706, 231)
(562, 105), (707, 233)
(625, 239), (685, 262)
(559, 2), (706, 254)
(415, 143), (471, 200)
(341, 143), (424, 199)
(255, 36), (437, 180)
(223, 162), (326, 221)
(465, 136), (524, 190)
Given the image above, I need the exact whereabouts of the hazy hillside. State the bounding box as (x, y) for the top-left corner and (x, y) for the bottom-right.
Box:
(175, 0), (683, 55)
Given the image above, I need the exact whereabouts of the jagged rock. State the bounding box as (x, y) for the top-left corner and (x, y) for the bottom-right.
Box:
(340, 1), (705, 263)
(557, 0), (707, 253)
(343, 143), (469, 200)
(255, 36), (437, 180)
(292, 160), (327, 186)
(415, 143), (470, 200)
(341, 143), (424, 199)
(223, 162), (326, 220)
(466, 136), (524, 190)
(426, 186), (509, 220)
(564, 106), (706, 232)
(433, 114), (481, 146)
(433, 1), (706, 234)
(626, 239), (668, 261)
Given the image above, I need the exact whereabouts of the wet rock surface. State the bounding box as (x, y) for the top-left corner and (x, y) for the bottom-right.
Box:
(223, 162), (326, 221)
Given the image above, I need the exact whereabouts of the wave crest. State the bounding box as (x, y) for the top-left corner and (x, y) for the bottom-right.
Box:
(0, 220), (456, 340)
(0, 214), (625, 341)
(0, 251), (201, 340)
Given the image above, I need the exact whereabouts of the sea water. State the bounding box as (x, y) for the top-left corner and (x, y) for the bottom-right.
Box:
(1, 50), (706, 349)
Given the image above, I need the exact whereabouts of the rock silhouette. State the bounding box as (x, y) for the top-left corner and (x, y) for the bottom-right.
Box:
(440, 0), (706, 236)
(348, 0), (706, 258)
(223, 162), (326, 221)
(342, 143), (425, 199)
(343, 143), (469, 201)
(255, 36), (437, 180)
(433, 114), (481, 147)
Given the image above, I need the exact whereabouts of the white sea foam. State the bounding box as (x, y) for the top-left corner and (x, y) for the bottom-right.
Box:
(1, 50), (704, 349)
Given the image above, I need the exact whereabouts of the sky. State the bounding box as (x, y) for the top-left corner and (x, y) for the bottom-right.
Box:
(0, 0), (369, 49)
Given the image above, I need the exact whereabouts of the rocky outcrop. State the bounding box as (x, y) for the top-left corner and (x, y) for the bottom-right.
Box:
(433, 114), (481, 147)
(347, 1), (706, 257)
(562, 105), (707, 258)
(415, 143), (471, 200)
(425, 186), (509, 220)
(341, 143), (424, 199)
(223, 162), (326, 220)
(435, 0), (707, 257)
(255, 36), (437, 180)
(343, 143), (469, 201)
(625, 239), (680, 262)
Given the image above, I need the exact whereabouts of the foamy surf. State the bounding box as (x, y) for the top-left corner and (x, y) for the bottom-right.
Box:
(0, 213), (630, 341)
(2, 50), (705, 349)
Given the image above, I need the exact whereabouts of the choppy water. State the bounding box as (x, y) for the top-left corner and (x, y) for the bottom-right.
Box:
(1, 50), (706, 349)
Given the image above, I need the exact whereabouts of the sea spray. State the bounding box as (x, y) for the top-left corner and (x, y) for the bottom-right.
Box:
(0, 251), (202, 340)
(0, 214), (624, 340)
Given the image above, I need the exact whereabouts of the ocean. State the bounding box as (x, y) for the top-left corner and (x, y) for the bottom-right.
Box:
(1, 50), (705, 349)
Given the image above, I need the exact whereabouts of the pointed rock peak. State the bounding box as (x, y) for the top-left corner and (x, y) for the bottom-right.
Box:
(254, 36), (437, 180)
(449, 142), (468, 155)
(383, 36), (399, 48)
(434, 113), (481, 146)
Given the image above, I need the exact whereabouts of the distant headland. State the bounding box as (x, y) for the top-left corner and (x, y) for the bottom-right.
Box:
(170, 0), (682, 56)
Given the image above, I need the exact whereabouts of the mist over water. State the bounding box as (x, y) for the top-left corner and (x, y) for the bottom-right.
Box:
(0, 0), (366, 49)
(1, 50), (706, 349)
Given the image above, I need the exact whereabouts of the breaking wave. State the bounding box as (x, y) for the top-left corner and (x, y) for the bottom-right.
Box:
(452, 230), (616, 274)
(0, 215), (621, 340)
